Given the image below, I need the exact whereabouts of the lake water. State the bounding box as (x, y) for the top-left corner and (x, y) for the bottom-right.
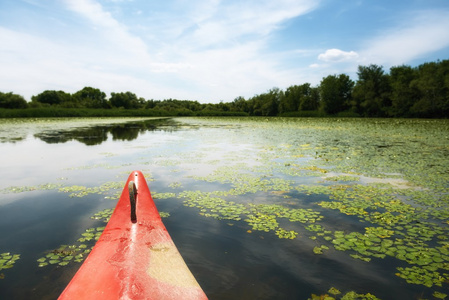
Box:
(0, 117), (448, 299)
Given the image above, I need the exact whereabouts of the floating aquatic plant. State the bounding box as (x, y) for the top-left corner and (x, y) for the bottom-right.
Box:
(168, 182), (182, 189)
(433, 291), (448, 299)
(37, 209), (109, 268)
(59, 181), (123, 198)
(91, 208), (114, 223)
(146, 117), (449, 296)
(1, 183), (62, 194)
(139, 119), (444, 296)
(275, 228), (298, 239)
(180, 190), (323, 237)
(37, 244), (88, 267)
(178, 142), (449, 291)
(324, 175), (360, 182)
(64, 163), (124, 170)
(36, 226), (104, 268)
(245, 212), (278, 232)
(152, 192), (176, 200)
(0, 180), (124, 200)
(308, 288), (380, 300)
(313, 245), (329, 255)
(0, 252), (20, 279)
(5, 117), (448, 298)
(159, 212), (170, 218)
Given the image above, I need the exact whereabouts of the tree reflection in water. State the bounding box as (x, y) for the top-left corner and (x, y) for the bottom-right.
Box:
(33, 118), (182, 145)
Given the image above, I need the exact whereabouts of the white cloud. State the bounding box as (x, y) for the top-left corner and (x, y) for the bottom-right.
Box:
(63, 0), (149, 59)
(160, 0), (321, 98)
(359, 10), (449, 66)
(0, 26), (173, 100)
(318, 49), (359, 62)
(159, 0), (319, 50)
(1, 0), (322, 102)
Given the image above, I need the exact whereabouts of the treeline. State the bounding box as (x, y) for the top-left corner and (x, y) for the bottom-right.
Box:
(1, 59), (448, 118)
(243, 60), (449, 118)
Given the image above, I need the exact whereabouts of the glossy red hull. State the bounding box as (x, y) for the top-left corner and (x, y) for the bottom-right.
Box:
(59, 171), (208, 299)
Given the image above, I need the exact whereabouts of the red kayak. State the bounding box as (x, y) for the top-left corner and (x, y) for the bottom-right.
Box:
(59, 171), (208, 299)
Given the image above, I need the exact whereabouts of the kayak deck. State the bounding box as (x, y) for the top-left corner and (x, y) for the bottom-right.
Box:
(59, 171), (208, 299)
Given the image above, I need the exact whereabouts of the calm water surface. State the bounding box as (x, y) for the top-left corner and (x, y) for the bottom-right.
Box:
(0, 117), (448, 299)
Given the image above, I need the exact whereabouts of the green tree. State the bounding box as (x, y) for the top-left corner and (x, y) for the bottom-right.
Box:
(389, 65), (419, 117)
(353, 64), (391, 116)
(410, 60), (449, 117)
(216, 101), (230, 111)
(230, 96), (248, 113)
(73, 87), (108, 108)
(0, 92), (28, 109)
(299, 84), (320, 111)
(279, 83), (318, 113)
(110, 91), (142, 109)
(31, 90), (72, 106)
(320, 74), (354, 114)
(247, 88), (282, 116)
(262, 88), (282, 116)
(145, 99), (157, 109)
(279, 85), (301, 113)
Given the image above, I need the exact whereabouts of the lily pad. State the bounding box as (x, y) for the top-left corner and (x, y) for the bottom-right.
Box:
(0, 252), (20, 277)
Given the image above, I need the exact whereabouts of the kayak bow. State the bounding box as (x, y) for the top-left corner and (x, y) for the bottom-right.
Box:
(59, 171), (208, 299)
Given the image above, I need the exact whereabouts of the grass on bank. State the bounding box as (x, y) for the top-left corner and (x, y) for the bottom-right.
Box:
(0, 108), (249, 118)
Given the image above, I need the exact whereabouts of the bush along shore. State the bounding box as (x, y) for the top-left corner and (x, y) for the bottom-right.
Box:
(1, 59), (448, 118)
(0, 107), (248, 118)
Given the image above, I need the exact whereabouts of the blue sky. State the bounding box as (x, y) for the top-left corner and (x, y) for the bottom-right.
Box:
(1, 0), (448, 103)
